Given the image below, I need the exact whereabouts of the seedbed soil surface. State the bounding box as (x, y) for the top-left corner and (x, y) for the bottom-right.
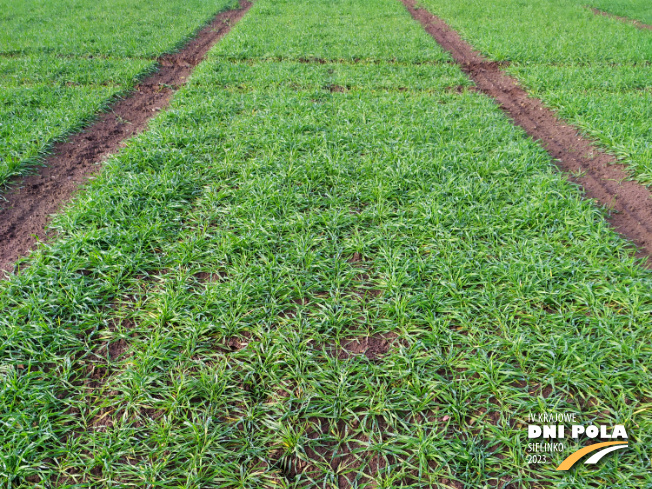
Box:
(0, 0), (651, 488)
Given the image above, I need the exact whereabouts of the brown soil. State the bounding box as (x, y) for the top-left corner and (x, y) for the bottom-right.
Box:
(194, 270), (227, 283)
(326, 84), (349, 92)
(275, 417), (388, 488)
(0, 0), (253, 274)
(401, 0), (652, 264)
(336, 332), (397, 361)
(590, 6), (652, 30)
(224, 332), (252, 352)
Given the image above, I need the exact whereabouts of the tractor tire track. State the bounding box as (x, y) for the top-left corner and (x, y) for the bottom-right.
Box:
(401, 0), (652, 264)
(589, 7), (652, 31)
(0, 0), (252, 273)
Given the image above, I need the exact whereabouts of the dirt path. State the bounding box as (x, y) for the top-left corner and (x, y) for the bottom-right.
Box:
(401, 0), (652, 264)
(590, 6), (652, 30)
(0, 0), (252, 274)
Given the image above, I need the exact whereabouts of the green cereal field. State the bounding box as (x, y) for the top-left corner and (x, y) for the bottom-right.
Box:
(1, 0), (651, 487)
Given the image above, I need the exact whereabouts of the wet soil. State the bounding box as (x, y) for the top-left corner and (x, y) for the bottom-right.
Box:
(401, 0), (652, 265)
(0, 0), (253, 273)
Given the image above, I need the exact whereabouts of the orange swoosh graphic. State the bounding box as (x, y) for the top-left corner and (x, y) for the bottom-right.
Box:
(556, 441), (628, 470)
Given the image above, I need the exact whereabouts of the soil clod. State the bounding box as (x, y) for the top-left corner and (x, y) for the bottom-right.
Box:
(336, 332), (397, 361)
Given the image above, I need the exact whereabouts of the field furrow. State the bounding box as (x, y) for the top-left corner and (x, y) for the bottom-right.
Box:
(590, 6), (652, 31)
(400, 0), (652, 261)
(590, 0), (652, 26)
(417, 0), (652, 188)
(0, 1), (252, 272)
(0, 0), (240, 193)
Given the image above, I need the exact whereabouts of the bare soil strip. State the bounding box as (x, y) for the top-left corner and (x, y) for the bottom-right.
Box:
(401, 0), (652, 263)
(590, 6), (652, 30)
(0, 0), (252, 273)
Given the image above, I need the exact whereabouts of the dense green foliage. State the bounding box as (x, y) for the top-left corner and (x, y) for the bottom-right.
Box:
(0, 59), (152, 185)
(419, 0), (652, 185)
(210, 0), (447, 62)
(1, 0), (651, 487)
(592, 0), (652, 24)
(0, 0), (238, 57)
(0, 0), (237, 191)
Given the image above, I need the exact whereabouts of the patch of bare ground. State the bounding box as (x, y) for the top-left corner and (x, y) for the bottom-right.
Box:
(271, 417), (390, 488)
(589, 7), (652, 30)
(51, 319), (141, 484)
(325, 83), (350, 92)
(221, 331), (253, 352)
(194, 269), (228, 283)
(328, 253), (397, 360)
(82, 318), (135, 391)
(528, 383), (554, 399)
(279, 297), (309, 319)
(0, 0), (253, 274)
(271, 413), (487, 488)
(400, 0), (652, 265)
(335, 332), (398, 361)
(437, 479), (464, 489)
(264, 263), (407, 485)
